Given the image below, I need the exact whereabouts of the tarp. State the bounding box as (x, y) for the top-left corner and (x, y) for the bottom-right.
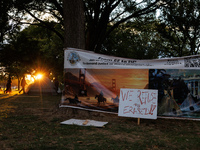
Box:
(61, 48), (200, 119)
(27, 77), (57, 95)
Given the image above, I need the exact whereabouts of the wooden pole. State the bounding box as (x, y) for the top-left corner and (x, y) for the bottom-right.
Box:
(137, 118), (140, 125)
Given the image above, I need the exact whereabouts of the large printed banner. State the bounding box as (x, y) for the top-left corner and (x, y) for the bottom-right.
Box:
(61, 48), (200, 119)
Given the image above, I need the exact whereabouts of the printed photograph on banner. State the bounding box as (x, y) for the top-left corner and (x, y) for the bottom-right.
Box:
(61, 69), (149, 112)
(149, 69), (200, 118)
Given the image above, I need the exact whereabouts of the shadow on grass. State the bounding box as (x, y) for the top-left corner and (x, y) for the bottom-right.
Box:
(0, 94), (200, 150)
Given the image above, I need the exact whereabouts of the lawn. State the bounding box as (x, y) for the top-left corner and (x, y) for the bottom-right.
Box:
(0, 93), (200, 150)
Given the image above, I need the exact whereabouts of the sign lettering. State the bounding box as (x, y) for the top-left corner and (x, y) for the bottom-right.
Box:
(118, 89), (158, 119)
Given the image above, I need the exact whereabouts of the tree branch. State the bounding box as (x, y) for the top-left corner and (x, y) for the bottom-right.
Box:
(24, 8), (64, 42)
(48, 0), (63, 17)
(106, 0), (160, 37)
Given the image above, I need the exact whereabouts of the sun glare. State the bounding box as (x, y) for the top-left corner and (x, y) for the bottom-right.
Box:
(36, 74), (43, 80)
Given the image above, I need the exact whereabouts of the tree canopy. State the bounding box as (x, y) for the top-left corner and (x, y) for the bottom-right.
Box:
(157, 0), (200, 57)
(1, 0), (162, 51)
(84, 0), (161, 52)
(1, 0), (200, 80)
(0, 22), (63, 79)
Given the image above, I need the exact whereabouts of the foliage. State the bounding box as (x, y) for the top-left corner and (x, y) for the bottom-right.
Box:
(102, 14), (163, 59)
(1, 0), (200, 81)
(25, 22), (64, 79)
(0, 30), (39, 78)
(84, 0), (161, 52)
(0, 0), (165, 80)
(2, 0), (161, 52)
(157, 0), (200, 57)
(0, 22), (64, 79)
(0, 0), (15, 46)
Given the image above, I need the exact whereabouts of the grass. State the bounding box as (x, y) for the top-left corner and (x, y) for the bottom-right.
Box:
(0, 93), (200, 150)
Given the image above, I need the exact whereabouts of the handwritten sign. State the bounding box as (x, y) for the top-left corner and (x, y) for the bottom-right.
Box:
(118, 89), (158, 119)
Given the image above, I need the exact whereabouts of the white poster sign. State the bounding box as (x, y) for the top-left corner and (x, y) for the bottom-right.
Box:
(118, 89), (158, 119)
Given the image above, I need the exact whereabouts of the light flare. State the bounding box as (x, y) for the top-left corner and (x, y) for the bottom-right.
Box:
(36, 74), (43, 80)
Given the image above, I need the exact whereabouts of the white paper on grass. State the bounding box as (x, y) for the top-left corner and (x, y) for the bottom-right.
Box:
(60, 119), (108, 127)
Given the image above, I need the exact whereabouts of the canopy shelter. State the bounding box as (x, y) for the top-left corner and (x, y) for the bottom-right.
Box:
(26, 77), (57, 95)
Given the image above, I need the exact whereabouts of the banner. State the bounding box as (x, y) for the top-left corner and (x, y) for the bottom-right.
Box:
(61, 48), (200, 119)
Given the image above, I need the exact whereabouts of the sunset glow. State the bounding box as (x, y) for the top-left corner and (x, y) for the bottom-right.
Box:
(35, 74), (43, 80)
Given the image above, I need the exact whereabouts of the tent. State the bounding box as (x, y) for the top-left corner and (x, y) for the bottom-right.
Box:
(26, 77), (57, 95)
(158, 91), (182, 116)
(180, 93), (200, 112)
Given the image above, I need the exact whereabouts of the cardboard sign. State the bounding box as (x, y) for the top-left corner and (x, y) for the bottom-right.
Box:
(118, 89), (158, 119)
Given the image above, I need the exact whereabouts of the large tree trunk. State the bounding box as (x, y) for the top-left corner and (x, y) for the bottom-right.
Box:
(63, 0), (85, 49)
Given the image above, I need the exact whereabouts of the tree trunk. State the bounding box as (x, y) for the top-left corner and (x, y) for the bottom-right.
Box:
(18, 78), (21, 91)
(63, 0), (85, 49)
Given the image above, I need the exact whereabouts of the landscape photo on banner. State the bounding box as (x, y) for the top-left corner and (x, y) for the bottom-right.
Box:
(61, 48), (200, 119)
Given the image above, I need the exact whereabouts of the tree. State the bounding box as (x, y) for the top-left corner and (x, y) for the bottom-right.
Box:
(63, 0), (85, 49)
(157, 0), (200, 57)
(84, 0), (161, 52)
(2, 0), (162, 52)
(0, 22), (64, 85)
(102, 14), (163, 59)
(0, 27), (41, 89)
(0, 0), (14, 46)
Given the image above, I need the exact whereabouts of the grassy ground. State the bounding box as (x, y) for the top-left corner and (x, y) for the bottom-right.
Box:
(0, 92), (200, 150)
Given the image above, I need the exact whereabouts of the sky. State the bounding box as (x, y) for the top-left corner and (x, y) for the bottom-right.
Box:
(67, 69), (149, 90)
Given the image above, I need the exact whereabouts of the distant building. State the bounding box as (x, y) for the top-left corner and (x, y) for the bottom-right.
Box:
(183, 76), (200, 98)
